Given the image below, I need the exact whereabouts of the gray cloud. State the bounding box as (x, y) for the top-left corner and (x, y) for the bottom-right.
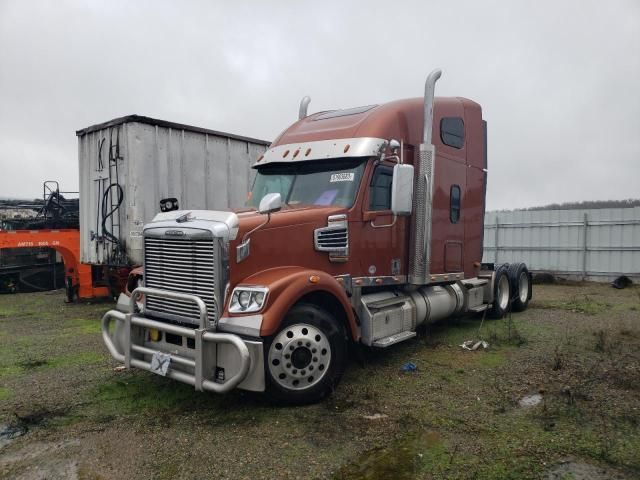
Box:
(1, 0), (638, 210)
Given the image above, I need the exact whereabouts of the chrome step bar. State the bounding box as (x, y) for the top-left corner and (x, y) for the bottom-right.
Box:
(468, 304), (489, 313)
(101, 287), (250, 393)
(372, 331), (417, 348)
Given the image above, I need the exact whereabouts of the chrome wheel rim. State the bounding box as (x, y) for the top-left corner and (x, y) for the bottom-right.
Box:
(497, 274), (510, 311)
(268, 323), (331, 390)
(518, 271), (529, 304)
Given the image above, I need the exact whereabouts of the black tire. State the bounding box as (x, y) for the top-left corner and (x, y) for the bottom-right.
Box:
(264, 303), (347, 405)
(65, 277), (74, 303)
(489, 264), (511, 319)
(508, 262), (532, 312)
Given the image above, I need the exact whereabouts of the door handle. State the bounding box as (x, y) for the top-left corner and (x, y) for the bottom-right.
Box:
(370, 214), (397, 229)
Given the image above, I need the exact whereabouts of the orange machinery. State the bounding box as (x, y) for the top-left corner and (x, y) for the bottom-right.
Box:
(0, 229), (109, 301)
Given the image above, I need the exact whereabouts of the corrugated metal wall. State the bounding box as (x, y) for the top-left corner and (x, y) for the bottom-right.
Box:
(78, 119), (268, 266)
(482, 207), (640, 282)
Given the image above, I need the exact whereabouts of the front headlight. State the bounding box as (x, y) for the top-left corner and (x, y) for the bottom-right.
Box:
(229, 286), (269, 313)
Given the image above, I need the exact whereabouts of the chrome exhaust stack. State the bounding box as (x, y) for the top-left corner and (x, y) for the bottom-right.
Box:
(422, 69), (442, 144)
(298, 96), (311, 120)
(409, 68), (442, 285)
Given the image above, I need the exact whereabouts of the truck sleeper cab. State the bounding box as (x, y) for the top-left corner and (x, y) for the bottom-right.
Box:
(102, 69), (532, 404)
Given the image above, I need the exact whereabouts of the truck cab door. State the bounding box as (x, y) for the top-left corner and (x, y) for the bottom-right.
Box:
(352, 162), (407, 278)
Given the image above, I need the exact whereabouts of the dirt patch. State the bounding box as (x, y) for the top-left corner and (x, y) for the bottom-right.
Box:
(0, 439), (80, 480)
(0, 407), (68, 451)
(1, 285), (640, 479)
(547, 459), (632, 479)
(0, 423), (27, 449)
(518, 393), (543, 408)
(335, 430), (444, 480)
(17, 359), (48, 370)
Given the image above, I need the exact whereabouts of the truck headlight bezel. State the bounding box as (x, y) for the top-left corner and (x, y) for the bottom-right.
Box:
(229, 286), (269, 313)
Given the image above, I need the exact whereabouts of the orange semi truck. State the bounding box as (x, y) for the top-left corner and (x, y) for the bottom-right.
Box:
(102, 69), (532, 403)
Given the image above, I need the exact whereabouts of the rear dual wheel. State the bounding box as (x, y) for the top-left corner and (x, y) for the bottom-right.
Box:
(489, 264), (511, 318)
(265, 303), (347, 405)
(489, 263), (532, 318)
(508, 262), (532, 312)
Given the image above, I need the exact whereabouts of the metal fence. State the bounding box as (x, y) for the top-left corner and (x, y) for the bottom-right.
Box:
(482, 207), (640, 282)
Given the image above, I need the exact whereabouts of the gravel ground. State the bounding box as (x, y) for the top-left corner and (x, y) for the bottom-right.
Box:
(1, 282), (639, 479)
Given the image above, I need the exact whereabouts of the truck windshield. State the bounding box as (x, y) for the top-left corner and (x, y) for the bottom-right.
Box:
(248, 158), (366, 209)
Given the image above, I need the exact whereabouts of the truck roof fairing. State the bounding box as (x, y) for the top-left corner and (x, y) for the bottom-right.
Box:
(261, 97), (479, 169)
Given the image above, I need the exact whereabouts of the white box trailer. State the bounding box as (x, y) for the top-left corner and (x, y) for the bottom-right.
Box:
(77, 115), (269, 266)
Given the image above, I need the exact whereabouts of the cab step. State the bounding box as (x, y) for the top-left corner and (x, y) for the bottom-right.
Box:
(468, 304), (489, 313)
(372, 331), (417, 348)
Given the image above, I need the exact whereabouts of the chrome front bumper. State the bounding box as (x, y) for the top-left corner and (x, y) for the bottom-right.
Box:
(102, 287), (264, 393)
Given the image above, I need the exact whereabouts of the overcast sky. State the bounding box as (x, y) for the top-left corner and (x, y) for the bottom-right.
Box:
(0, 0), (638, 210)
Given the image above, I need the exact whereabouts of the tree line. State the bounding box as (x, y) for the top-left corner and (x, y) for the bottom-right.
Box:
(521, 199), (640, 211)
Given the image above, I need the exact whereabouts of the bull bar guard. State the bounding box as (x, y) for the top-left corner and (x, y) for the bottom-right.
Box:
(101, 287), (251, 393)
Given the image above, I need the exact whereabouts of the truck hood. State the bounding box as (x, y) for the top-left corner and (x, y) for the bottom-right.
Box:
(234, 205), (347, 238)
(146, 210), (241, 241)
(146, 205), (349, 288)
(146, 205), (346, 241)
(229, 205), (349, 286)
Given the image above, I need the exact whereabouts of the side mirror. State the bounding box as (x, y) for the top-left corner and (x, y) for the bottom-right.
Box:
(258, 193), (282, 214)
(391, 164), (414, 216)
(238, 192), (282, 263)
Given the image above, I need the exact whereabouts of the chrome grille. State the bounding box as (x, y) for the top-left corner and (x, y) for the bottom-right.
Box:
(144, 235), (217, 325)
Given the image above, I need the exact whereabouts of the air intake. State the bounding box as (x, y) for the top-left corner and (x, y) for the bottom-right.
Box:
(315, 227), (347, 249)
(314, 214), (349, 262)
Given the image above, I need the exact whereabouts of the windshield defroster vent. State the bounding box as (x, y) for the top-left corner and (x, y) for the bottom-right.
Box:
(314, 214), (349, 262)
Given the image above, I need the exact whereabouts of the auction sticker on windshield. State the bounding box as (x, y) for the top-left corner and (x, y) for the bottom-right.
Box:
(330, 172), (355, 182)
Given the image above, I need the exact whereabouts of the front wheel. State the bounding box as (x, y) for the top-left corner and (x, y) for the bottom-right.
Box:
(265, 303), (347, 405)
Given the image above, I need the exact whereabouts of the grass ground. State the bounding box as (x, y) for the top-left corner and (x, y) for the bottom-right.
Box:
(0, 283), (639, 479)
